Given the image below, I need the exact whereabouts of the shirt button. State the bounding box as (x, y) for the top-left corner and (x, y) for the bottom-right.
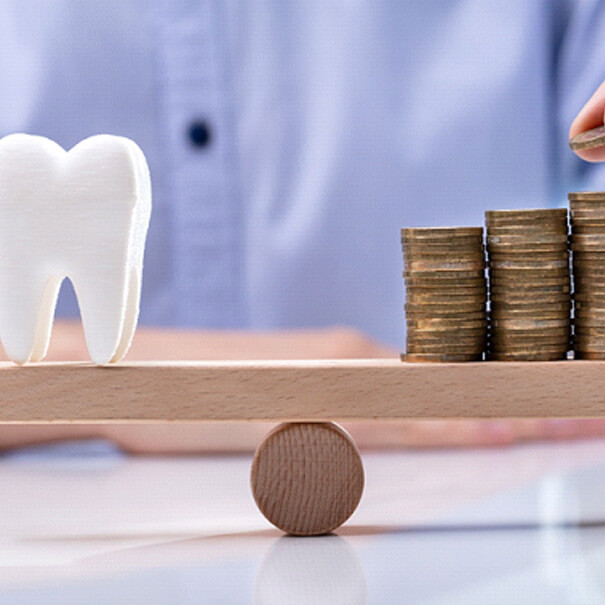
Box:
(188, 120), (212, 149)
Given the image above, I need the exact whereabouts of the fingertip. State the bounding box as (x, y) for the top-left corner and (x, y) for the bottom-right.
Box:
(571, 146), (605, 163)
(569, 80), (605, 140)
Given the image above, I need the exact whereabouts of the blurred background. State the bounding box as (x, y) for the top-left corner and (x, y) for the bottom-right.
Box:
(1, 2), (605, 601)
(1, 0), (603, 350)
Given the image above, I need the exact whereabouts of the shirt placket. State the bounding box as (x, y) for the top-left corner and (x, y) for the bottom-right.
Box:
(154, 0), (244, 328)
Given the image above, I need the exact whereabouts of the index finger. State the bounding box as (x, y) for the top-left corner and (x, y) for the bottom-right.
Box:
(569, 80), (605, 162)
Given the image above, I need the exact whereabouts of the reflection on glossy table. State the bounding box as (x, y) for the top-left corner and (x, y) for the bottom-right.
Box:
(2, 439), (605, 603)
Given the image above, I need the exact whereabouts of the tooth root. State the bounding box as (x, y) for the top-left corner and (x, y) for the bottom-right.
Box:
(109, 269), (141, 363)
(72, 267), (130, 365)
(29, 276), (64, 362)
(0, 273), (61, 364)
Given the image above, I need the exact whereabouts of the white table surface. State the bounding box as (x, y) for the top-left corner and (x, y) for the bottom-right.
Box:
(2, 438), (605, 604)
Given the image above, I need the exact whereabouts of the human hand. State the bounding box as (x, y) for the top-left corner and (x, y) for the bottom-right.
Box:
(570, 80), (605, 162)
(345, 418), (605, 450)
(29, 321), (397, 361)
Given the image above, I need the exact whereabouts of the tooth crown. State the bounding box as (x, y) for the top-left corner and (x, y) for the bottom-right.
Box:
(0, 134), (152, 364)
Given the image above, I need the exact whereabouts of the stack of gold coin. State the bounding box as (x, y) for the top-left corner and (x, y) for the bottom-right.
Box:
(569, 191), (605, 359)
(401, 227), (487, 362)
(486, 209), (570, 361)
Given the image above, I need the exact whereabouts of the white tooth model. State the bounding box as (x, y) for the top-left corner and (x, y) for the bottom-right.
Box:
(0, 134), (152, 364)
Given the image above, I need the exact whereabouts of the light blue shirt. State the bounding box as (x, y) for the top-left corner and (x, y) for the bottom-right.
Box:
(0, 0), (604, 349)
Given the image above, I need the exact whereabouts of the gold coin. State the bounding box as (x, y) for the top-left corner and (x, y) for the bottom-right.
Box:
(570, 212), (605, 220)
(573, 295), (605, 305)
(401, 236), (483, 247)
(571, 217), (605, 226)
(489, 265), (569, 274)
(487, 248), (569, 258)
(572, 340), (605, 350)
(406, 318), (488, 330)
(486, 234), (568, 245)
(569, 127), (605, 151)
(404, 260), (485, 272)
(490, 301), (571, 311)
(570, 217), (605, 226)
(406, 314), (487, 323)
(406, 339), (487, 351)
(570, 233), (605, 245)
(490, 339), (571, 349)
(490, 318), (569, 329)
(568, 190), (605, 201)
(406, 291), (487, 301)
(572, 267), (605, 277)
(570, 318), (605, 328)
(486, 208), (567, 221)
(486, 222), (567, 232)
(571, 224), (605, 232)
(403, 269), (485, 280)
(489, 342), (571, 351)
(570, 127), (605, 154)
(490, 329), (571, 340)
(406, 333), (486, 345)
(490, 329), (570, 340)
(402, 250), (484, 261)
(570, 199), (605, 208)
(487, 351), (567, 361)
(489, 328), (570, 339)
(573, 312), (605, 322)
(574, 298), (605, 307)
(491, 302), (571, 311)
(404, 353), (483, 363)
(489, 259), (568, 270)
(574, 351), (605, 360)
(570, 225), (605, 233)
(405, 299), (486, 308)
(406, 282), (487, 292)
(490, 282), (571, 290)
(403, 255), (485, 266)
(573, 326), (605, 336)
(404, 274), (485, 284)
(401, 227), (483, 238)
(572, 273), (605, 283)
(406, 295), (486, 307)
(490, 299), (570, 309)
(489, 273), (569, 284)
(486, 226), (567, 237)
(490, 292), (571, 301)
(407, 327), (487, 339)
(488, 247), (569, 256)
(491, 312), (570, 321)
(495, 336), (571, 343)
(571, 253), (605, 262)
(489, 275), (570, 285)
(489, 296), (571, 306)
(490, 283), (570, 292)
(405, 342), (484, 355)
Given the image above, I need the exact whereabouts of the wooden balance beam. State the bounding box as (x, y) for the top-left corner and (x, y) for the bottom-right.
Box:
(2, 358), (603, 536)
(0, 358), (601, 423)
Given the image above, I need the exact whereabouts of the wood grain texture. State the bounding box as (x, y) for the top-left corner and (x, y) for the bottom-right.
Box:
(0, 359), (604, 422)
(250, 422), (364, 535)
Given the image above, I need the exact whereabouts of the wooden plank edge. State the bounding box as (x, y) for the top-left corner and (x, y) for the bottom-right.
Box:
(0, 359), (601, 422)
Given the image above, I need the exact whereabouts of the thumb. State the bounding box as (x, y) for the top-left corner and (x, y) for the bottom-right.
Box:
(569, 80), (605, 162)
